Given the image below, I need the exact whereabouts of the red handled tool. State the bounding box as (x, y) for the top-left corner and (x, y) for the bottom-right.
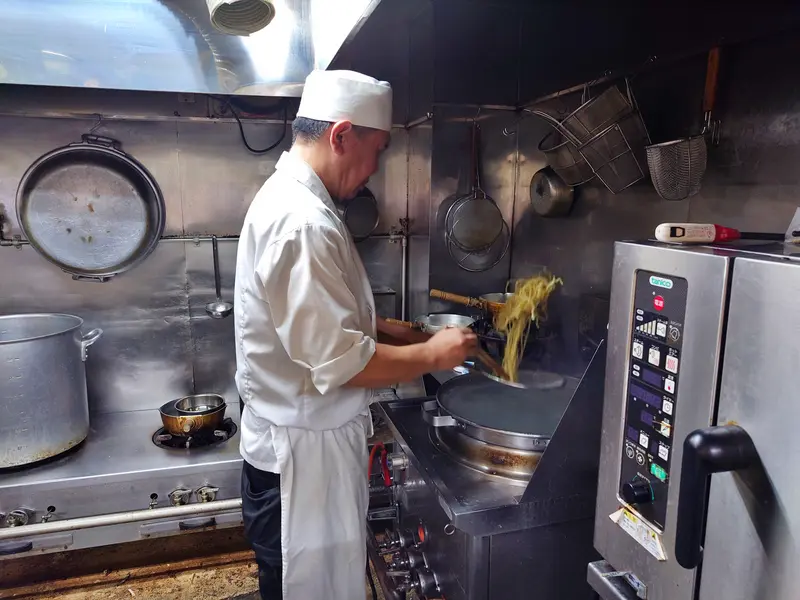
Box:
(655, 223), (797, 244)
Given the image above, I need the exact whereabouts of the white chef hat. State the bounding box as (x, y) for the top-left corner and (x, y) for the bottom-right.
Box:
(296, 70), (393, 132)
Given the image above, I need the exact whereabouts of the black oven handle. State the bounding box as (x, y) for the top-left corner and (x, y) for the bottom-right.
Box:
(675, 424), (758, 569)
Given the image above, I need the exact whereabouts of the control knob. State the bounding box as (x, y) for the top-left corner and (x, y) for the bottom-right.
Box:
(621, 478), (653, 505)
(397, 568), (440, 599)
(386, 453), (408, 471)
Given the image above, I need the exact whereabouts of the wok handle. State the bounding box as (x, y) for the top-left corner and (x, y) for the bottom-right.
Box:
(474, 348), (510, 381)
(430, 289), (486, 310)
(384, 318), (417, 329)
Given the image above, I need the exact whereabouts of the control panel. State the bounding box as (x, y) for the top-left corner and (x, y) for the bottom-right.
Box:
(618, 270), (687, 531)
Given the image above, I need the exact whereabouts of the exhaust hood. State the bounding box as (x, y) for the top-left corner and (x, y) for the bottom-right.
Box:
(0, 0), (381, 97)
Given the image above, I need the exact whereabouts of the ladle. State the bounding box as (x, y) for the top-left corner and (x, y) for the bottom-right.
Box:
(205, 235), (233, 319)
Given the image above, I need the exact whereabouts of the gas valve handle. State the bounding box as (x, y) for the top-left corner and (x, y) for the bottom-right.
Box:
(675, 425), (758, 569)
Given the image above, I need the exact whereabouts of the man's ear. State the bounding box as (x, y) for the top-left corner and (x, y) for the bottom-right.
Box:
(329, 121), (354, 155)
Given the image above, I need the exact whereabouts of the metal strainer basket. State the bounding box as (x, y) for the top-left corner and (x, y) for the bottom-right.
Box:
(646, 136), (707, 201)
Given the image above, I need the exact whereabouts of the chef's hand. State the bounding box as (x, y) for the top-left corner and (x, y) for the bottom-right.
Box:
(425, 327), (478, 371)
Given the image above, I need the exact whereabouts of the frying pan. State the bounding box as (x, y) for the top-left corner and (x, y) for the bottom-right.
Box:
(339, 186), (379, 242)
(16, 134), (165, 282)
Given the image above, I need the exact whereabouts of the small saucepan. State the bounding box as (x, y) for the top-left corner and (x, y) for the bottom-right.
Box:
(415, 313), (475, 333)
(159, 394), (227, 436)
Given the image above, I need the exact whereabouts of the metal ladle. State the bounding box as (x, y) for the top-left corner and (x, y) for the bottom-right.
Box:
(205, 236), (233, 319)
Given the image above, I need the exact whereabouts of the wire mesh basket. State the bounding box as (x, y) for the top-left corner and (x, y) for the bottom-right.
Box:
(528, 78), (651, 194)
(538, 130), (595, 186)
(578, 111), (651, 193)
(561, 81), (636, 144)
(645, 136), (707, 201)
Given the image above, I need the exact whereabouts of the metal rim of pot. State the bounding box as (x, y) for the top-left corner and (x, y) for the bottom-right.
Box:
(421, 372), (573, 450)
(414, 313), (475, 334)
(175, 393), (226, 414)
(15, 134), (166, 282)
(159, 398), (227, 436)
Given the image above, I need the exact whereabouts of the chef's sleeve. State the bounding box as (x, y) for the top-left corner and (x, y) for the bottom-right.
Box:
(255, 223), (376, 394)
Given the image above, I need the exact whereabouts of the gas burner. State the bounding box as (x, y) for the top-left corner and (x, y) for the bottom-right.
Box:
(152, 418), (238, 450)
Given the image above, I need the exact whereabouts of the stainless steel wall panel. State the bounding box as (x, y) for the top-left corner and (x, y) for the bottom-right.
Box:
(0, 242), (194, 414)
(0, 89), (409, 415)
(176, 120), (290, 235)
(184, 238), (239, 403)
(369, 129), (409, 234)
(407, 124), (432, 318)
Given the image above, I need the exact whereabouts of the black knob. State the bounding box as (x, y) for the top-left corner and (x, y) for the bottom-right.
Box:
(621, 478), (653, 505)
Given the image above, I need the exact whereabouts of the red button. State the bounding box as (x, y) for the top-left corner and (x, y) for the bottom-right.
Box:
(654, 296), (665, 311)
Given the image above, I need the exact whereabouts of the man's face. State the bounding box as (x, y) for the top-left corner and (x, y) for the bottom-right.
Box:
(330, 123), (390, 200)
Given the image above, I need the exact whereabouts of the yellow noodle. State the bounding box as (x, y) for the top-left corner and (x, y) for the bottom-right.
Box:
(494, 273), (562, 382)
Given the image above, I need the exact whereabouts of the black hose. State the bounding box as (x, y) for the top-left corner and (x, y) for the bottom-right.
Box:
(230, 101), (289, 155)
(367, 555), (379, 599)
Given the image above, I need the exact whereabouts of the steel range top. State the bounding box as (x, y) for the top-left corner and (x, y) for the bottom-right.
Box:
(0, 405), (244, 558)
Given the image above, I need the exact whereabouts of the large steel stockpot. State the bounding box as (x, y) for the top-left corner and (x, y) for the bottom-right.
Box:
(0, 314), (102, 468)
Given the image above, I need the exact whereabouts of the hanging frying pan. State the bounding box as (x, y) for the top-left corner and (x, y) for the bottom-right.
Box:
(16, 134), (165, 282)
(339, 186), (379, 242)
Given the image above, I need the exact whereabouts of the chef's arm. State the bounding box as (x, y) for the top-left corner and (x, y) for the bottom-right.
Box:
(347, 328), (476, 388)
(376, 316), (430, 346)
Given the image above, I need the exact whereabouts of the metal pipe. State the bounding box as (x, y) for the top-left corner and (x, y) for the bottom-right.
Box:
(0, 499), (242, 541)
(401, 234), (408, 320)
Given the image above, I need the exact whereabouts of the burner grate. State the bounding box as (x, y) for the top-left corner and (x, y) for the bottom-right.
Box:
(152, 418), (238, 450)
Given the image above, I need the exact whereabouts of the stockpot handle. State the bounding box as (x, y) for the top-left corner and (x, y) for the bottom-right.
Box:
(421, 399), (457, 428)
(80, 328), (103, 361)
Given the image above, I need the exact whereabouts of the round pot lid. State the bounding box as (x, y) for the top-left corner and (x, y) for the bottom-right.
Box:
(436, 372), (577, 436)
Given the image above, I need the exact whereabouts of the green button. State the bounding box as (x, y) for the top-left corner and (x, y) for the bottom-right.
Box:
(650, 463), (667, 482)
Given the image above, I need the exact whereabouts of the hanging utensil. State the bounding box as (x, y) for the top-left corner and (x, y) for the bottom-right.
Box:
(430, 289), (505, 314)
(646, 47), (720, 201)
(15, 134), (165, 281)
(206, 235), (233, 319)
(655, 222), (796, 244)
(444, 121), (505, 253)
(529, 167), (575, 217)
(339, 186), (379, 242)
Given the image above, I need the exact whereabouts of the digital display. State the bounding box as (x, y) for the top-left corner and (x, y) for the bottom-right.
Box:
(640, 411), (654, 426)
(641, 367), (662, 388)
(627, 426), (639, 442)
(630, 383), (662, 409)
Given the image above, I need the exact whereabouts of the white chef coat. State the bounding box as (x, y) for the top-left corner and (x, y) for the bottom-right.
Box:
(234, 151), (376, 600)
(235, 151), (377, 473)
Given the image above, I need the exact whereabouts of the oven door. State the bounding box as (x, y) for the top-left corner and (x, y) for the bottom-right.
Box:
(696, 256), (800, 600)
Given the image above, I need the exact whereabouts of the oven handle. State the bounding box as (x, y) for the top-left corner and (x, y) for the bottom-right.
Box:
(675, 425), (758, 569)
(0, 499), (242, 542)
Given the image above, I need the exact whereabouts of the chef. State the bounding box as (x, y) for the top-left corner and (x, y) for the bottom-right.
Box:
(234, 69), (476, 600)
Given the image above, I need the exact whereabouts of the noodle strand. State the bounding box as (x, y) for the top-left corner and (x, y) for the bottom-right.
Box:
(494, 274), (562, 382)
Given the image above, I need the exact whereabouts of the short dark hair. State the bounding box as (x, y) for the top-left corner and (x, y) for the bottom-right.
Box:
(291, 117), (374, 145)
(291, 117), (332, 144)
